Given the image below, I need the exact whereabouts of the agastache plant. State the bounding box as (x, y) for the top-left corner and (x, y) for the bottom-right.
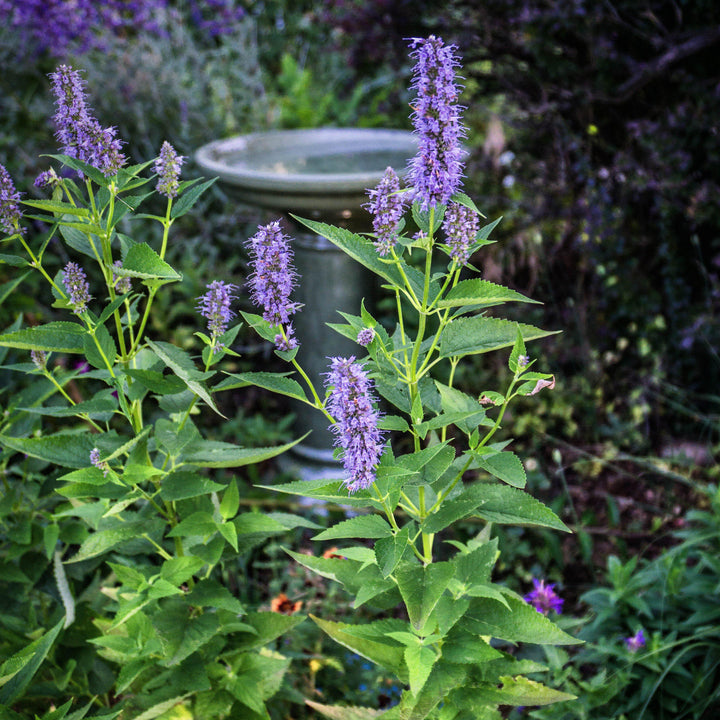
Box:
(0, 64), (306, 716)
(240, 35), (580, 718)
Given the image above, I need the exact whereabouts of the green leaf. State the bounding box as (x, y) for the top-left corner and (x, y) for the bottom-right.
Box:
(125, 369), (186, 395)
(166, 512), (217, 538)
(421, 484), (489, 534)
(508, 326), (527, 374)
(262, 478), (376, 509)
(463, 597), (582, 645)
(155, 418), (199, 456)
(375, 526), (411, 578)
(395, 562), (454, 632)
(216, 371), (309, 402)
(160, 471), (225, 501)
(59, 224), (97, 260)
(218, 521), (238, 551)
(128, 695), (191, 720)
(476, 451), (527, 488)
(233, 611), (304, 651)
(471, 483), (569, 531)
(0, 322), (86, 353)
(220, 479), (240, 520)
(83, 324), (117, 370)
(0, 432), (122, 468)
(0, 253), (29, 267)
(311, 615), (406, 679)
(456, 676), (576, 706)
(226, 651), (290, 712)
(304, 701), (383, 720)
(440, 633), (502, 665)
(0, 272), (30, 307)
(439, 317), (558, 359)
(187, 578), (245, 614)
(164, 612), (220, 666)
(170, 177), (217, 219)
(438, 279), (539, 309)
(21, 199), (89, 217)
(67, 519), (162, 562)
(0, 618), (64, 704)
(117, 243), (181, 281)
(20, 391), (117, 420)
(182, 435), (305, 468)
(312, 515), (392, 542)
(405, 645), (437, 696)
(160, 557), (205, 586)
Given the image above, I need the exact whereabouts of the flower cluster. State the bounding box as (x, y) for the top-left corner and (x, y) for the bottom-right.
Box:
(197, 280), (237, 340)
(154, 141), (184, 198)
(30, 350), (47, 370)
(62, 262), (91, 314)
(0, 163), (23, 235)
(356, 327), (375, 347)
(112, 261), (132, 295)
(524, 578), (564, 615)
(325, 357), (385, 493)
(50, 65), (126, 177)
(625, 629), (646, 652)
(442, 201), (479, 265)
(90, 448), (109, 477)
(407, 36), (465, 210)
(246, 221), (300, 349)
(365, 166), (405, 255)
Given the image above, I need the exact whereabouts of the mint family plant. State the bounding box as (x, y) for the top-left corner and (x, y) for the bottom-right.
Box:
(0, 66), (308, 718)
(239, 36), (581, 719)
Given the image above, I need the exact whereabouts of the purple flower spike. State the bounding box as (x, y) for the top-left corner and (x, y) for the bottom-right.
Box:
(0, 163), (23, 234)
(524, 578), (564, 615)
(62, 261), (91, 314)
(155, 141), (184, 198)
(408, 36), (466, 210)
(443, 202), (479, 265)
(246, 221), (300, 349)
(356, 327), (375, 347)
(197, 280), (237, 338)
(50, 65), (126, 177)
(365, 166), (405, 256)
(325, 357), (385, 493)
(31, 350), (48, 370)
(90, 447), (109, 477)
(275, 326), (298, 352)
(625, 629), (646, 652)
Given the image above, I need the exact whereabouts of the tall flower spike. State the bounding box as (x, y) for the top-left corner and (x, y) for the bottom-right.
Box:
(365, 166), (405, 256)
(0, 163), (23, 234)
(325, 357), (385, 493)
(197, 280), (238, 338)
(63, 261), (91, 314)
(50, 65), (126, 177)
(442, 201), (479, 266)
(155, 141), (184, 198)
(524, 578), (564, 615)
(408, 36), (466, 210)
(246, 221), (300, 349)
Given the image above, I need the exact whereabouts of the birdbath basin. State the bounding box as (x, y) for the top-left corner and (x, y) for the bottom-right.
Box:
(195, 128), (417, 477)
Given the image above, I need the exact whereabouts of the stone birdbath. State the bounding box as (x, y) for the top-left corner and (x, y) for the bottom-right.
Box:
(195, 128), (417, 478)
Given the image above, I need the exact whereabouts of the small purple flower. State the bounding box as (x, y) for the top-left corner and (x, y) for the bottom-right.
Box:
(246, 221), (300, 349)
(50, 65), (126, 177)
(90, 447), (109, 477)
(524, 578), (564, 615)
(197, 280), (237, 338)
(275, 326), (298, 352)
(407, 36), (466, 210)
(625, 629), (646, 652)
(325, 356), (385, 493)
(0, 163), (23, 234)
(62, 261), (91, 314)
(356, 327), (375, 347)
(31, 350), (48, 370)
(365, 167), (405, 256)
(442, 201), (479, 265)
(34, 167), (61, 189)
(112, 260), (132, 294)
(518, 354), (530, 368)
(154, 141), (184, 198)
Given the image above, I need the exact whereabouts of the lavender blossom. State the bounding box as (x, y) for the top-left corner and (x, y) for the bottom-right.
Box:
(50, 65), (126, 177)
(325, 357), (385, 493)
(524, 578), (564, 615)
(112, 260), (132, 294)
(275, 326), (298, 352)
(154, 141), (184, 198)
(34, 167), (61, 189)
(365, 166), (405, 255)
(442, 201), (479, 265)
(90, 447), (109, 477)
(408, 36), (466, 210)
(0, 163), (23, 234)
(356, 328), (375, 347)
(31, 350), (47, 370)
(246, 221), (300, 349)
(197, 280), (237, 337)
(625, 629), (646, 652)
(62, 261), (91, 314)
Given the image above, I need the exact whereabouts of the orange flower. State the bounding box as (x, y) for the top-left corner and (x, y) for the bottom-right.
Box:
(322, 547), (345, 559)
(270, 592), (302, 614)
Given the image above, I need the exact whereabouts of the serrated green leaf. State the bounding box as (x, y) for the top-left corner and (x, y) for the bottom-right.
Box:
(395, 562), (454, 632)
(312, 515), (392, 541)
(20, 390), (117, 420)
(439, 317), (557, 359)
(438, 279), (539, 309)
(117, 243), (181, 280)
(375, 526), (411, 578)
(304, 700), (383, 720)
(260, 478), (376, 509)
(160, 556), (205, 586)
(170, 177), (217, 219)
(472, 483), (569, 531)
(83, 324), (117, 370)
(21, 199), (89, 217)
(187, 578), (245, 614)
(456, 676), (576, 706)
(166, 511), (217, 538)
(232, 611), (304, 651)
(220, 478), (240, 520)
(128, 695), (191, 720)
(0, 272), (30, 307)
(0, 431), (122, 468)
(125, 369), (186, 395)
(405, 645), (437, 697)
(421, 484), (488, 534)
(476, 451), (527, 488)
(160, 471), (225, 501)
(182, 435), (304, 468)
(67, 519), (162, 563)
(0, 322), (86, 353)
(216, 371), (308, 402)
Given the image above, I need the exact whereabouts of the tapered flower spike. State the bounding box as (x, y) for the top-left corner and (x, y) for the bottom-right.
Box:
(325, 356), (385, 493)
(155, 141), (184, 198)
(365, 166), (405, 256)
(408, 36), (466, 210)
(49, 64), (126, 177)
(62, 261), (91, 314)
(0, 163), (23, 234)
(524, 578), (564, 615)
(246, 221), (300, 350)
(443, 201), (479, 265)
(197, 280), (238, 338)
